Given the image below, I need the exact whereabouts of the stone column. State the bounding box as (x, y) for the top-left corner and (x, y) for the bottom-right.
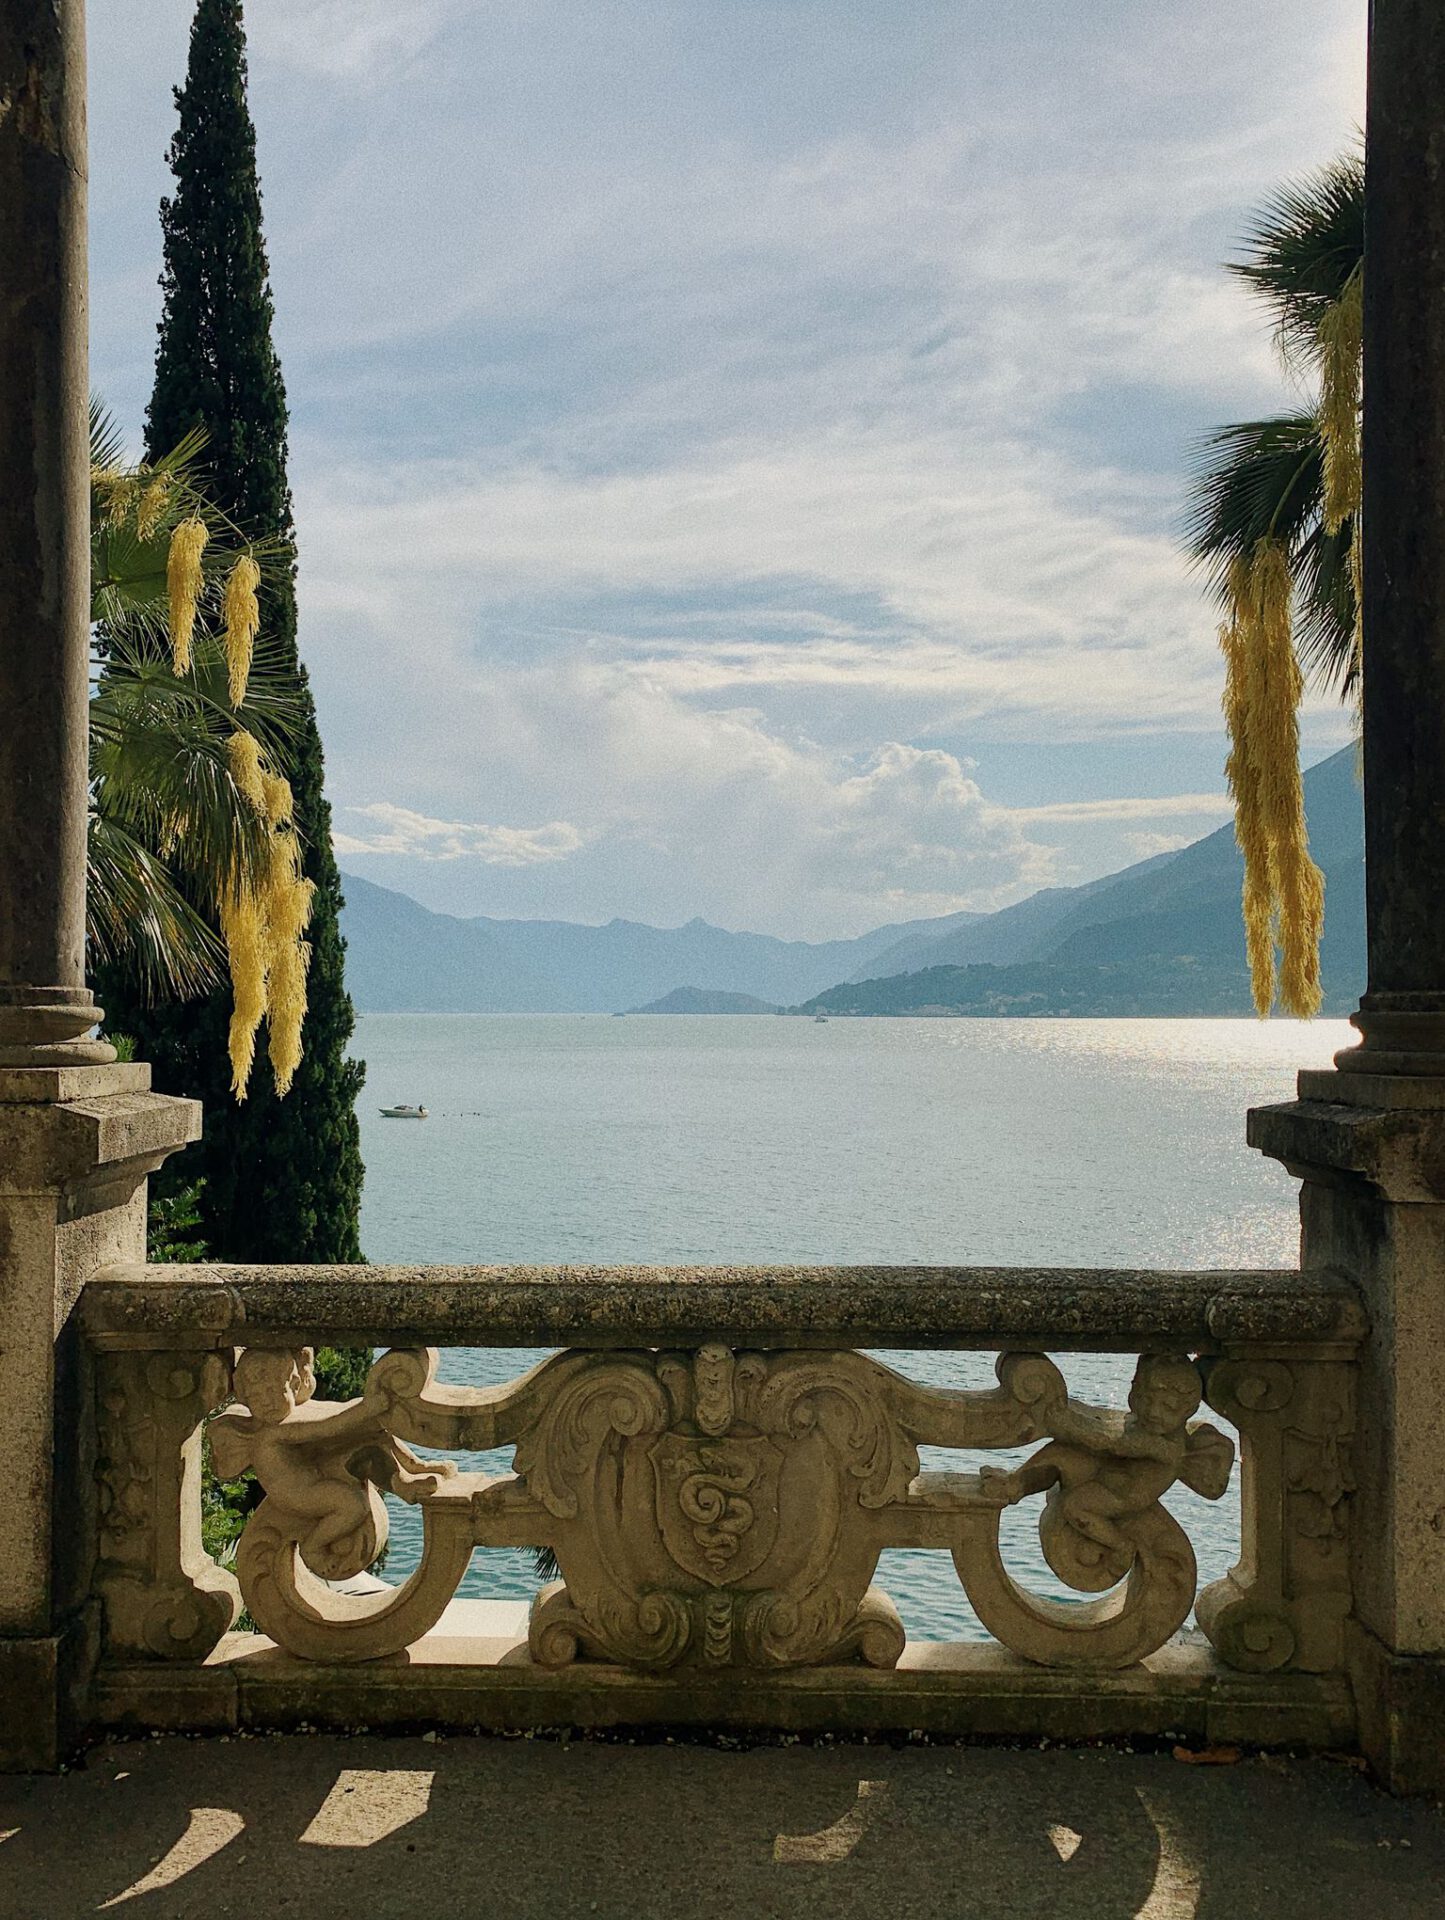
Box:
(1250, 0), (1445, 1794)
(0, 2), (200, 1769)
(0, 0), (109, 1069)
(1335, 0), (1445, 1081)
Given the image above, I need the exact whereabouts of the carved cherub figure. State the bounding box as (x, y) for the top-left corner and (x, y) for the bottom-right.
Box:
(986, 1353), (1233, 1590)
(210, 1346), (455, 1580)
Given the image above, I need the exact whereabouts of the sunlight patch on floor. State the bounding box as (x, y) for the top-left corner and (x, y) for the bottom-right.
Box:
(98, 1808), (244, 1907)
(1135, 1789), (1202, 1919)
(299, 1769), (435, 1849)
(773, 1781), (890, 1864)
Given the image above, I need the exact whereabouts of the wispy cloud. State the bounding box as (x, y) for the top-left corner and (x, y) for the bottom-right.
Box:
(1010, 794), (1232, 826)
(335, 805), (585, 865)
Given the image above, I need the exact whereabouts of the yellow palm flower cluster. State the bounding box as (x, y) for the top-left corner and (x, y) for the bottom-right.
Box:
(223, 731), (315, 1098)
(1218, 269), (1361, 1020)
(1221, 546), (1325, 1017)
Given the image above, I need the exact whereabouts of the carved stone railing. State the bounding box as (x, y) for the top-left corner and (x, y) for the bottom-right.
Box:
(79, 1264), (1365, 1738)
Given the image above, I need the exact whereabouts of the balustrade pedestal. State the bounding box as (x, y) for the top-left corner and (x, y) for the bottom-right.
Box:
(1250, 1087), (1445, 1796)
(0, 1067), (197, 1770)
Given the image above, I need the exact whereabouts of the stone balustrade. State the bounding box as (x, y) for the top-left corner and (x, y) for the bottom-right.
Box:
(77, 1262), (1364, 1747)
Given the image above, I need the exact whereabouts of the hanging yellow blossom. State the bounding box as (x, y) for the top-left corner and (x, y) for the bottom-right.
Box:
(135, 472), (171, 542)
(217, 734), (312, 1099)
(222, 554), (262, 705)
(91, 467), (136, 528)
(220, 883), (268, 1099)
(1221, 613), (1275, 1016)
(226, 729), (268, 814)
(166, 516), (209, 675)
(260, 816), (314, 1098)
(1220, 541), (1325, 1019)
(261, 771), (294, 829)
(1318, 271), (1363, 535)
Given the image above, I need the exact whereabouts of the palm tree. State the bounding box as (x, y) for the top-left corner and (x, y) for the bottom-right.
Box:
(1182, 148), (1363, 1017)
(88, 406), (313, 1095)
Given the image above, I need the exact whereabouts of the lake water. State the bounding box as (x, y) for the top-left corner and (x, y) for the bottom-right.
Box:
(357, 1013), (1350, 1640)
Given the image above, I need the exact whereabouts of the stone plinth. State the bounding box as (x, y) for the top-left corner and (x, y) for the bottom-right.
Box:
(1250, 1091), (1445, 1794)
(0, 1066), (198, 1770)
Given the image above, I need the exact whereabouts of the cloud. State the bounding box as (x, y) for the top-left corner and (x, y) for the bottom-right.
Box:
(245, 1), (456, 84)
(1124, 830), (1198, 861)
(1010, 794), (1232, 826)
(86, 0), (1365, 936)
(329, 643), (1058, 933)
(335, 805), (585, 865)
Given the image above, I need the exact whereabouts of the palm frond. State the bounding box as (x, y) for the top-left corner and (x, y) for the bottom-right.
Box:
(1183, 411), (1357, 697)
(87, 814), (225, 1003)
(1292, 516), (1359, 695)
(89, 397), (130, 474)
(1229, 146), (1364, 370)
(91, 656), (284, 896)
(1183, 413), (1324, 592)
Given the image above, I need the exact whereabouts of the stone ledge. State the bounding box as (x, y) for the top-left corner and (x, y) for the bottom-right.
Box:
(1249, 1097), (1445, 1203)
(80, 1262), (1367, 1352)
(0, 1062), (152, 1105)
(90, 1634), (1356, 1751)
(0, 1091), (201, 1195)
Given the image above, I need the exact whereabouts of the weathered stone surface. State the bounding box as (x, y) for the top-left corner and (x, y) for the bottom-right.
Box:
(1347, 1620), (1445, 1801)
(1350, 0), (1445, 1049)
(95, 1349), (240, 1662)
(0, 1063), (152, 1105)
(1253, 1089), (1445, 1794)
(80, 1261), (1366, 1351)
(15, 1727), (1442, 1920)
(1198, 1350), (1356, 1673)
(88, 1637), (1358, 1752)
(0, 1079), (198, 1771)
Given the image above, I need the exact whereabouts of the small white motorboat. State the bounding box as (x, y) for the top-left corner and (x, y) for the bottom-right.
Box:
(813, 1013), (829, 1023)
(379, 1104), (429, 1119)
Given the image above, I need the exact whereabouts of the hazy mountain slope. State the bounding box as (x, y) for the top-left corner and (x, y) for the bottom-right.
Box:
(860, 748), (1359, 979)
(337, 876), (979, 1013)
(629, 987), (780, 1014)
(815, 747), (1365, 1016)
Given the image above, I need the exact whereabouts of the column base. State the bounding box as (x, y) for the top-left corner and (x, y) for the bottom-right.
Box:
(0, 986), (115, 1069)
(1331, 997), (1445, 1090)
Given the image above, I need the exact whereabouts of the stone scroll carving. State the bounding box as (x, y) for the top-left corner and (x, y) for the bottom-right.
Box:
(95, 1349), (242, 1661)
(1196, 1353), (1355, 1672)
(197, 1340), (1240, 1675)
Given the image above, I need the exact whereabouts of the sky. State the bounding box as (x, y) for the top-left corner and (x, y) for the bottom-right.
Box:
(88, 0), (1366, 941)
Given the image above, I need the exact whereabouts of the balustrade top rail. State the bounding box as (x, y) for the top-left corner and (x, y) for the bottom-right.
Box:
(83, 1261), (1366, 1351)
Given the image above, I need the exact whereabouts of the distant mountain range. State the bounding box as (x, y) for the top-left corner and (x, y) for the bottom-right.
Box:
(338, 748), (1364, 1019)
(337, 878), (982, 1014)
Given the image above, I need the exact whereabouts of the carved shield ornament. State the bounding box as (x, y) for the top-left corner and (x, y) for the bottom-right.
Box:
(649, 1432), (785, 1586)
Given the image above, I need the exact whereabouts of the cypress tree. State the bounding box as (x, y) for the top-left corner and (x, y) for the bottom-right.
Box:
(99, 0), (365, 1269)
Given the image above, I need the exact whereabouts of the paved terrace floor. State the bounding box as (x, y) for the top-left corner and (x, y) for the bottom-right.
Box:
(2, 1734), (1444, 1918)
